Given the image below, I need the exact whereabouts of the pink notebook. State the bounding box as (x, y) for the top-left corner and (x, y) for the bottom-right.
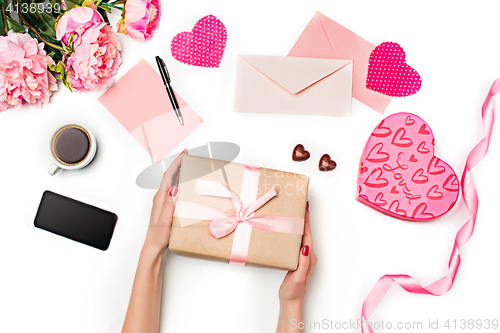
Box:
(99, 59), (203, 162)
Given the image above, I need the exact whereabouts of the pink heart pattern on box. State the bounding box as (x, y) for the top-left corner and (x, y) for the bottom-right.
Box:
(366, 42), (422, 97)
(171, 15), (227, 68)
(357, 112), (459, 221)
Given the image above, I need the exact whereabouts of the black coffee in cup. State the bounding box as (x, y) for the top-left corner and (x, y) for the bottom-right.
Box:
(51, 125), (91, 166)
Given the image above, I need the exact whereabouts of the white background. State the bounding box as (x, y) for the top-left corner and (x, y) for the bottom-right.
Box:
(1, 0), (500, 332)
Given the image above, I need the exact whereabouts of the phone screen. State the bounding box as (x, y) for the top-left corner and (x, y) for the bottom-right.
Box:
(34, 191), (118, 250)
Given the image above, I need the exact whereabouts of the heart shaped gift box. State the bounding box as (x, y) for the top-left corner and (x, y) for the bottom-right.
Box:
(356, 113), (459, 221)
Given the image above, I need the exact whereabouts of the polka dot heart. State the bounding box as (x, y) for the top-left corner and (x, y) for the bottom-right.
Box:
(171, 15), (227, 68)
(366, 42), (422, 97)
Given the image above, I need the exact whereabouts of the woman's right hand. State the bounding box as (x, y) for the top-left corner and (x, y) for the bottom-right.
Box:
(143, 149), (186, 255)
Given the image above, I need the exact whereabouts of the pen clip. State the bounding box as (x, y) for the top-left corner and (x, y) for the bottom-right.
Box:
(155, 56), (170, 85)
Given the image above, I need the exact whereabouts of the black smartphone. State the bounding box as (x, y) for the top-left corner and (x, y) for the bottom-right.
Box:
(34, 191), (118, 250)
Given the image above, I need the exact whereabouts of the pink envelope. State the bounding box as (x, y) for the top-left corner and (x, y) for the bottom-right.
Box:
(288, 12), (392, 113)
(234, 55), (353, 116)
(99, 59), (203, 162)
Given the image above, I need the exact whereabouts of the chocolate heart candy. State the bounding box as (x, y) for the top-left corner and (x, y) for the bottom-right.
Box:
(319, 154), (337, 171)
(292, 144), (310, 162)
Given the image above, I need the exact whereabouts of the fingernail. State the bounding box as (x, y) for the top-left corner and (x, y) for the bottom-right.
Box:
(302, 245), (309, 256)
(182, 148), (188, 154)
(169, 185), (178, 196)
(306, 201), (309, 212)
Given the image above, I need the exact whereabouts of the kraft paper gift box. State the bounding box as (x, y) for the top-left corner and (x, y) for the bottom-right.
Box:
(169, 155), (309, 270)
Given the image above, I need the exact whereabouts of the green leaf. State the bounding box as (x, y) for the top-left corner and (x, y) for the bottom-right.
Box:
(62, 76), (73, 92)
(6, 17), (26, 33)
(36, 30), (60, 44)
(27, 29), (64, 61)
(97, 1), (122, 10)
(48, 60), (73, 92)
(64, 0), (83, 10)
(29, 10), (58, 38)
(65, 0), (84, 5)
(0, 7), (7, 36)
(98, 4), (112, 13)
(97, 7), (110, 23)
(48, 61), (66, 75)
(27, 28), (38, 40)
(42, 42), (64, 61)
(50, 0), (64, 14)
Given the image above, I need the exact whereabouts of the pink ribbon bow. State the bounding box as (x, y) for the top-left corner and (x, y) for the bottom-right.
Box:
(174, 165), (304, 265)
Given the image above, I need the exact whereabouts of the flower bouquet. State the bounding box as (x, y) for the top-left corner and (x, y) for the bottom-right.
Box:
(0, 0), (160, 111)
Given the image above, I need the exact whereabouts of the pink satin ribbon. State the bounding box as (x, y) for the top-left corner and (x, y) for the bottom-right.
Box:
(360, 79), (500, 333)
(174, 165), (305, 265)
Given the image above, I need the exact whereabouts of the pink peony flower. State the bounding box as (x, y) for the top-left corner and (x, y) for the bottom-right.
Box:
(56, 6), (103, 45)
(0, 31), (58, 112)
(56, 7), (122, 93)
(116, 0), (160, 41)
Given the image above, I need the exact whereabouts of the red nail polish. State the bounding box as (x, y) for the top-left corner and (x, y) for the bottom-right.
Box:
(302, 245), (309, 256)
(182, 148), (188, 154)
(169, 185), (178, 196)
(306, 201), (309, 212)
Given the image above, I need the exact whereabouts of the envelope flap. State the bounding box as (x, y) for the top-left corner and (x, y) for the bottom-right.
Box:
(239, 55), (352, 94)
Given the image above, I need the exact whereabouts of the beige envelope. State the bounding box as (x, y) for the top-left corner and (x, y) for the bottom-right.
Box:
(234, 55), (353, 116)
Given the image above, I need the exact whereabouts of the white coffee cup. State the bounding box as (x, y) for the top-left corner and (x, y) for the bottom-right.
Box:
(47, 121), (97, 176)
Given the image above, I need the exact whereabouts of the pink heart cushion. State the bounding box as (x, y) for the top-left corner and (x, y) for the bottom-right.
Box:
(171, 15), (227, 68)
(366, 42), (422, 97)
(357, 112), (459, 221)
